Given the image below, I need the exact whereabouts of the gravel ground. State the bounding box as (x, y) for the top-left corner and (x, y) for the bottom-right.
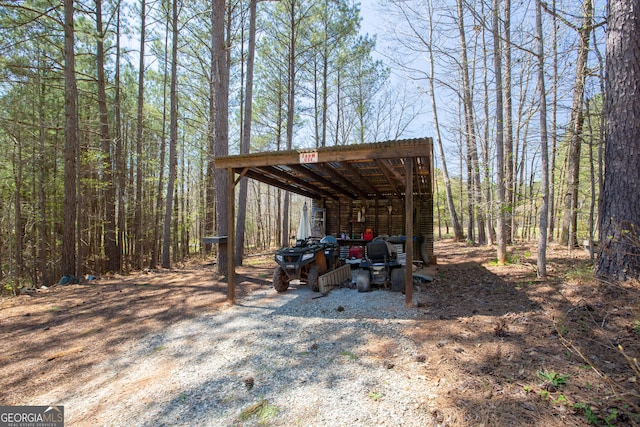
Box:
(35, 284), (439, 426)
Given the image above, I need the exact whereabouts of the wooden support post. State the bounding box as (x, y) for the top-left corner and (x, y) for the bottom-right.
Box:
(405, 158), (413, 307)
(227, 168), (236, 302)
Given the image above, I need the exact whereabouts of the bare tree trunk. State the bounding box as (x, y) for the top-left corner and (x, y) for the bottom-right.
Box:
(536, 0), (549, 278)
(37, 60), (51, 286)
(597, 0), (640, 280)
(180, 149), (187, 260)
(585, 99), (596, 262)
(150, 16), (169, 269)
(162, 0), (179, 269)
(503, 0), (514, 244)
(480, 0), (494, 245)
(133, 0), (146, 270)
(592, 19), (606, 256)
(423, 0), (462, 242)
(282, 0), (297, 246)
(95, 0), (118, 273)
(114, 1), (124, 273)
(204, 124), (216, 256)
(62, 0), (78, 277)
(321, 13), (328, 148)
(560, 0), (592, 248)
(235, 0), (257, 265)
(457, 0), (484, 244)
(493, 0), (507, 264)
(274, 127), (282, 248)
(76, 124), (85, 277)
(212, 0), (229, 276)
(548, 0), (558, 242)
(12, 129), (24, 283)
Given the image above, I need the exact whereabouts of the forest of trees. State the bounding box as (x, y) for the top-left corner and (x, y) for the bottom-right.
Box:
(0, 0), (637, 291)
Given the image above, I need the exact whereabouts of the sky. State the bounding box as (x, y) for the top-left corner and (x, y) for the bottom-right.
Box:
(357, 0), (435, 140)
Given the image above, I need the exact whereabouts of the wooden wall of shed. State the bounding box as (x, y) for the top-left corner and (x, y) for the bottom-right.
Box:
(321, 192), (434, 262)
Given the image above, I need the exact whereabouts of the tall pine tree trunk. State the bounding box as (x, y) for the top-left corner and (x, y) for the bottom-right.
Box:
(536, 0), (549, 278)
(235, 0), (257, 266)
(282, 0), (297, 246)
(560, 0), (592, 248)
(62, 0), (78, 276)
(548, 0), (559, 242)
(493, 0), (507, 264)
(114, 1), (125, 273)
(503, 0), (514, 244)
(95, 0), (119, 272)
(37, 58), (51, 285)
(133, 0), (146, 270)
(151, 13), (169, 269)
(162, 0), (179, 268)
(212, 0), (229, 276)
(481, 0), (494, 245)
(457, 0), (484, 245)
(597, 0), (640, 280)
(428, 0), (462, 241)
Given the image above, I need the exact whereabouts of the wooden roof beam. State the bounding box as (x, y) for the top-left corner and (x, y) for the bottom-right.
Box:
(288, 164), (359, 199)
(241, 169), (324, 200)
(255, 166), (338, 200)
(375, 159), (404, 196)
(316, 163), (370, 199)
(340, 161), (382, 198)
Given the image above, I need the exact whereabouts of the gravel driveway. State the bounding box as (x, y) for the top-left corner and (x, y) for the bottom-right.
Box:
(35, 284), (438, 426)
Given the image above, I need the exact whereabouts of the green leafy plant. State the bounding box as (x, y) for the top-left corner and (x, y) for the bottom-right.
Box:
(239, 399), (280, 423)
(3, 282), (18, 296)
(537, 370), (570, 388)
(488, 252), (522, 265)
(574, 402), (599, 425)
(554, 394), (568, 406)
(369, 391), (383, 401)
(340, 350), (356, 360)
(506, 253), (521, 265)
(565, 265), (594, 282)
(604, 408), (618, 426)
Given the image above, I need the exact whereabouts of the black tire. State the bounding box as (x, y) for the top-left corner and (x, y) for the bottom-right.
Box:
(273, 266), (289, 292)
(391, 267), (405, 293)
(308, 265), (320, 292)
(356, 270), (371, 292)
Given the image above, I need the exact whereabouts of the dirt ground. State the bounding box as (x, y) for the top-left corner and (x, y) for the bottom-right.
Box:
(1, 240), (639, 426)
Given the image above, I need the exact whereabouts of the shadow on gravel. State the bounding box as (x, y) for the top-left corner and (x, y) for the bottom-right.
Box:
(141, 307), (432, 426)
(256, 260), (538, 321)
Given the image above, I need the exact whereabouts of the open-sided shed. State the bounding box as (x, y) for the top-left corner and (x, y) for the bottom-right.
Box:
(215, 137), (434, 306)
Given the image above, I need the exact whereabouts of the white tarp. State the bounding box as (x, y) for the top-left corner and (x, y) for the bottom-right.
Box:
(297, 202), (311, 240)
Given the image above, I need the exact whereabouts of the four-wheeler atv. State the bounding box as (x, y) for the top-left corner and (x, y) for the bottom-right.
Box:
(273, 236), (341, 293)
(355, 237), (405, 293)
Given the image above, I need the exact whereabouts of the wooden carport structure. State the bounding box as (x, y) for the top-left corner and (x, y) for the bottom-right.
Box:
(214, 137), (434, 307)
